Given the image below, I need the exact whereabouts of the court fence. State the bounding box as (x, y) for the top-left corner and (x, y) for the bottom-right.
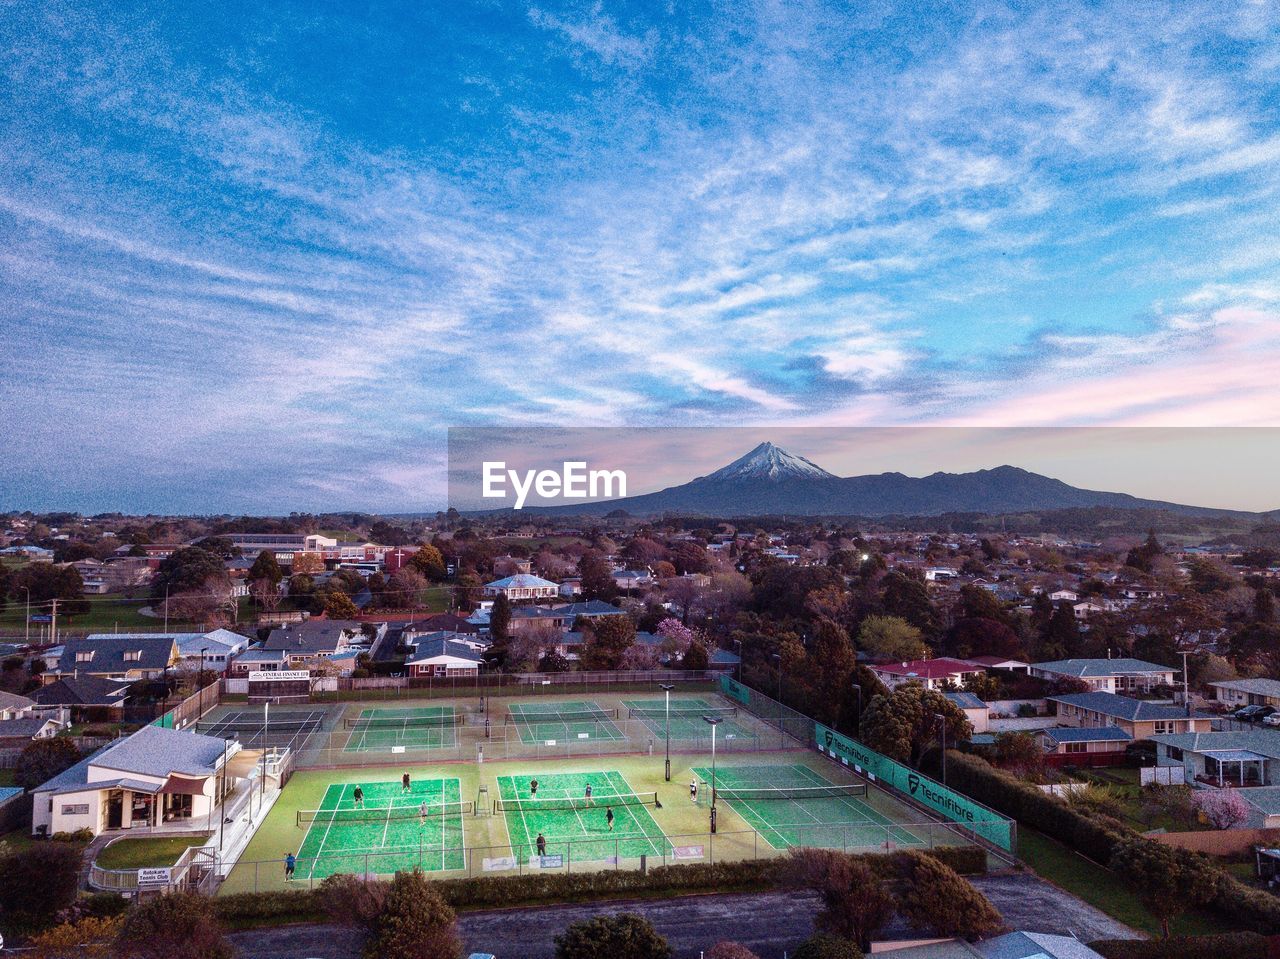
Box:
(225, 820), (972, 893)
(308, 670), (722, 701)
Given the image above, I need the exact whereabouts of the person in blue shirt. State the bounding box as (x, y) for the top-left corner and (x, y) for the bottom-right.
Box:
(284, 852), (296, 880)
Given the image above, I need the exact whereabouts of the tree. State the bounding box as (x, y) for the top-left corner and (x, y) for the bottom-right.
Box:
(14, 737), (82, 790)
(1110, 836), (1221, 939)
(811, 618), (858, 729)
(250, 577), (281, 612)
(1037, 603), (1081, 660)
(0, 844), (83, 932)
(880, 572), (940, 637)
(578, 550), (619, 602)
(152, 547), (229, 597)
(489, 594), (512, 644)
(790, 934), (861, 959)
(11, 563), (88, 616)
(893, 851), (1002, 939)
(113, 892), (232, 959)
(408, 544), (447, 581)
(324, 591), (360, 620)
(581, 616), (637, 670)
(681, 640), (709, 670)
(362, 869), (460, 959)
(780, 849), (893, 951)
(555, 913), (672, 959)
(30, 915), (123, 959)
(860, 685), (972, 767)
(291, 551), (326, 575)
(992, 732), (1043, 775)
(1125, 531), (1164, 572)
(388, 568), (430, 608)
(706, 944), (761, 959)
(1193, 789), (1249, 830)
(945, 617), (1022, 660)
(857, 616), (927, 661)
(248, 549), (283, 585)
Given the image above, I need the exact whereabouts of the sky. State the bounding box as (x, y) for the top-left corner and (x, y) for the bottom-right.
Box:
(2, 0), (1280, 514)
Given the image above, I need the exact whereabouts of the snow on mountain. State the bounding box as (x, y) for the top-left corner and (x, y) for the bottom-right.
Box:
(698, 442), (837, 483)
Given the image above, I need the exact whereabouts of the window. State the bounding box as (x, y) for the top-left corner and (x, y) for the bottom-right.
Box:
(1167, 746), (1184, 761)
(123, 650), (142, 662)
(75, 651), (94, 662)
(61, 803), (90, 816)
(1153, 721), (1173, 735)
(1065, 742), (1088, 754)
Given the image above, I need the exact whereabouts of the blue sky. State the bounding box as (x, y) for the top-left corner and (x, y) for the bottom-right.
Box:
(2, 0), (1280, 514)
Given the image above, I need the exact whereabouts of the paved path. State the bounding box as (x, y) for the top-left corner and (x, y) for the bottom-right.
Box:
(226, 872), (1140, 959)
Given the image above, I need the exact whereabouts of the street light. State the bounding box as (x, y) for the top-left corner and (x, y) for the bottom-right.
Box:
(19, 586), (30, 649)
(659, 683), (675, 782)
(200, 647), (208, 689)
(935, 712), (947, 785)
(703, 715), (723, 833)
(771, 652), (784, 748)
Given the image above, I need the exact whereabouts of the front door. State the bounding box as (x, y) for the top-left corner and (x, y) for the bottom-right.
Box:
(106, 790), (123, 830)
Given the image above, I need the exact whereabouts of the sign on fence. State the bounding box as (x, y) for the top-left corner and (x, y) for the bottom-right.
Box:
(815, 722), (1015, 852)
(137, 867), (172, 886)
(672, 845), (704, 860)
(536, 855), (564, 868)
(482, 856), (518, 872)
(719, 675), (751, 706)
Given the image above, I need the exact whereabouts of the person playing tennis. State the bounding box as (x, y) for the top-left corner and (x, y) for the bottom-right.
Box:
(584, 782), (593, 805)
(402, 772), (411, 793)
(353, 785), (365, 808)
(419, 800), (429, 825)
(606, 806), (614, 832)
(530, 778), (539, 797)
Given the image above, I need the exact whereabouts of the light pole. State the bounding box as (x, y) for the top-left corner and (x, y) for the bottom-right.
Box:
(200, 647), (208, 692)
(851, 682), (862, 736)
(659, 683), (674, 782)
(772, 652), (784, 748)
(1180, 650), (1191, 716)
(935, 712), (947, 785)
(20, 586), (30, 648)
(703, 715), (723, 833)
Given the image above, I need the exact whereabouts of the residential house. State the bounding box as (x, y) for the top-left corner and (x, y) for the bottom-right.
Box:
(1029, 658), (1176, 693)
(612, 569), (655, 590)
(1153, 729), (1280, 788)
(965, 656), (1030, 673)
(1072, 601), (1107, 620)
(49, 636), (179, 683)
(0, 690), (35, 721)
(878, 930), (1105, 959)
(483, 573), (560, 601)
(1047, 589), (1079, 602)
(1037, 726), (1132, 764)
(1048, 692), (1211, 740)
(1206, 678), (1280, 710)
(0, 715), (61, 750)
(405, 637), (483, 677)
(261, 620), (381, 671)
(869, 658), (987, 692)
(227, 648), (289, 677)
(29, 676), (131, 721)
(943, 691), (989, 734)
(31, 725), (250, 836)
(508, 600), (628, 635)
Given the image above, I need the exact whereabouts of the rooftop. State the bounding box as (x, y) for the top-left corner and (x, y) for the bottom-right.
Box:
(1152, 729), (1280, 761)
(1209, 678), (1280, 698)
(1033, 658), (1174, 678)
(1040, 726), (1132, 744)
(872, 658), (985, 679)
(1049, 692), (1193, 722)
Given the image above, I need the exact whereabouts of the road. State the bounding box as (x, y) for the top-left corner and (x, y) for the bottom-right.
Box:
(226, 872), (1140, 959)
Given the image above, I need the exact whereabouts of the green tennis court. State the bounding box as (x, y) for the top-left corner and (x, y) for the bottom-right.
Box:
(343, 705), (459, 753)
(504, 700), (625, 745)
(622, 697), (758, 743)
(292, 777), (467, 879)
(495, 770), (670, 864)
(692, 762), (928, 851)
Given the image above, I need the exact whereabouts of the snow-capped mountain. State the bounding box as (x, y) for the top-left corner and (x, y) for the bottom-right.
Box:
(697, 442), (836, 483)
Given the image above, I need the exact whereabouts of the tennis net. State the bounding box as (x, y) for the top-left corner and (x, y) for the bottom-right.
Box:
(296, 801), (474, 827)
(627, 705), (738, 719)
(504, 708), (619, 724)
(713, 783), (867, 803)
(493, 791), (658, 813)
(345, 714), (461, 729)
(198, 719), (321, 733)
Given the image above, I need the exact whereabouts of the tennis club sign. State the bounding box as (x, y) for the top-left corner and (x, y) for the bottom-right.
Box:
(815, 722), (1014, 853)
(719, 676), (751, 706)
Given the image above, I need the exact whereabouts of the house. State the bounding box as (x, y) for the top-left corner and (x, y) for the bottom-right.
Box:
(227, 647), (290, 677)
(1029, 658), (1176, 693)
(29, 676), (131, 721)
(261, 620), (379, 669)
(49, 635), (179, 683)
(965, 656), (1030, 673)
(1037, 726), (1132, 763)
(1206, 678), (1280, 709)
(0, 716), (61, 748)
(31, 725), (250, 837)
(1048, 692), (1211, 740)
(869, 658), (987, 692)
(0, 690), (35, 721)
(878, 931), (1105, 959)
(1047, 589), (1079, 602)
(558, 578), (583, 598)
(404, 613), (480, 636)
(81, 630), (249, 675)
(943, 691), (989, 734)
(483, 573), (560, 601)
(1152, 729), (1280, 788)
(1072, 601), (1107, 620)
(405, 637), (483, 677)
(612, 569), (655, 590)
(508, 600), (628, 634)
(924, 567), (960, 581)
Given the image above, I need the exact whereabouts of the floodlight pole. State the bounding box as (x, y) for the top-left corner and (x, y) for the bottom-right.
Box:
(660, 683), (675, 782)
(262, 701), (269, 801)
(772, 653), (784, 748)
(20, 586), (30, 648)
(703, 715), (723, 833)
(851, 682), (862, 736)
(935, 712), (947, 785)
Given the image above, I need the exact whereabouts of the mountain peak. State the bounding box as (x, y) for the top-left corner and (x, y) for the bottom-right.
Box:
(700, 442), (837, 483)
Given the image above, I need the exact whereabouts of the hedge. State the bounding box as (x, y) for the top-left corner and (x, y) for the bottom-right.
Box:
(1091, 932), (1268, 959)
(944, 751), (1280, 934)
(214, 848), (987, 928)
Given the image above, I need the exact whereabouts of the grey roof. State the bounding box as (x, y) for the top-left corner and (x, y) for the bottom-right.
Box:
(30, 675), (130, 707)
(0, 786), (22, 804)
(485, 573), (558, 589)
(233, 647), (288, 663)
(0, 690), (35, 711)
(976, 932), (1103, 959)
(56, 635), (176, 675)
(1152, 729), (1280, 760)
(1049, 692), (1192, 722)
(0, 717), (56, 739)
(1239, 786), (1280, 817)
(1040, 726), (1132, 744)
(51, 776), (162, 797)
(1033, 658), (1174, 678)
(1210, 678), (1280, 698)
(85, 725), (229, 780)
(263, 620), (364, 654)
(406, 638), (483, 664)
(944, 691), (987, 710)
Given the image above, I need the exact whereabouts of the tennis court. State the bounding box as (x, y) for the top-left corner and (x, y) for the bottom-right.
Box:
(504, 700), (625, 745)
(621, 697), (758, 743)
(292, 777), (468, 880)
(344, 705), (459, 753)
(495, 770), (670, 864)
(196, 707), (327, 739)
(692, 762), (928, 851)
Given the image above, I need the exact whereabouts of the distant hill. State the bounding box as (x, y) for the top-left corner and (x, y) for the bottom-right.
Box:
(511, 441), (1270, 520)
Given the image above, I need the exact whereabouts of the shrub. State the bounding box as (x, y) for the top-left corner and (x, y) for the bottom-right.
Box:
(555, 913), (672, 959)
(1090, 931), (1268, 959)
(13, 738), (82, 791)
(779, 849), (893, 950)
(0, 843), (84, 933)
(892, 850), (1003, 940)
(1109, 836), (1221, 939)
(790, 933), (862, 959)
(1065, 783), (1127, 820)
(317, 873), (388, 929)
(114, 892), (232, 959)
(363, 869), (460, 959)
(706, 943), (761, 959)
(29, 915), (123, 959)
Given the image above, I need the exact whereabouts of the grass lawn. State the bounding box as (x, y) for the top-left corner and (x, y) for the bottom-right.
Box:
(95, 834), (211, 870)
(0, 594), (199, 633)
(1018, 828), (1234, 937)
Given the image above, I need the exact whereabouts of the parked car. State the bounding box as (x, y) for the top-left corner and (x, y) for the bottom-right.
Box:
(1234, 705), (1266, 720)
(1263, 713), (1280, 728)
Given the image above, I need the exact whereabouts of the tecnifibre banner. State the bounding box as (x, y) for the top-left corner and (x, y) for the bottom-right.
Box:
(815, 722), (1015, 853)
